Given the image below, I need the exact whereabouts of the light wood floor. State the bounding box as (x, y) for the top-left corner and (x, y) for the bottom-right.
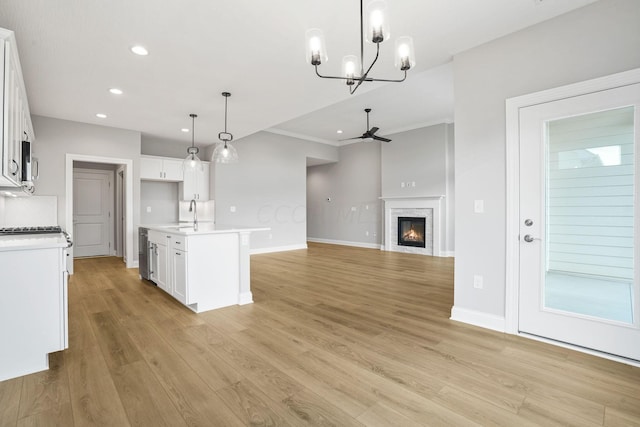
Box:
(1, 243), (639, 426)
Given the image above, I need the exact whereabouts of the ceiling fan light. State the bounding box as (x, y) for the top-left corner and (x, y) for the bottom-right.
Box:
(395, 36), (415, 71)
(305, 29), (327, 66)
(365, 0), (390, 43)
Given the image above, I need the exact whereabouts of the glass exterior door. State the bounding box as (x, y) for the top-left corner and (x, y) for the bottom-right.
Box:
(519, 84), (640, 361)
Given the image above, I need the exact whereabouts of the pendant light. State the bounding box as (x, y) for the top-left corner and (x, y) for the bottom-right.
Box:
(183, 113), (203, 172)
(212, 92), (239, 164)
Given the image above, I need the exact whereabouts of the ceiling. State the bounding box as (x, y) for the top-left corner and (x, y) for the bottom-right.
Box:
(0, 0), (598, 148)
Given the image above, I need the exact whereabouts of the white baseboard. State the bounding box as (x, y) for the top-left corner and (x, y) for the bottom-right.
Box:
(307, 237), (382, 250)
(441, 251), (455, 257)
(238, 292), (253, 305)
(251, 244), (308, 255)
(130, 260), (139, 269)
(450, 306), (506, 333)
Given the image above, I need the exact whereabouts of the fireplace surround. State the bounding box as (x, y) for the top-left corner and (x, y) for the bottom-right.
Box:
(381, 196), (443, 256)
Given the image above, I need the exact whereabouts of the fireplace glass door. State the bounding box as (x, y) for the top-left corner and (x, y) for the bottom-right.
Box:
(397, 217), (426, 248)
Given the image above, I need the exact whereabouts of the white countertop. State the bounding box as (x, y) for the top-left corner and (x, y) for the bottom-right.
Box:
(0, 234), (68, 251)
(143, 223), (270, 236)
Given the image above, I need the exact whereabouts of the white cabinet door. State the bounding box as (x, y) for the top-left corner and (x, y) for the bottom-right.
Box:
(140, 156), (184, 182)
(140, 157), (164, 180)
(163, 159), (184, 181)
(181, 163), (209, 200)
(1, 40), (23, 187)
(155, 240), (169, 293)
(172, 249), (188, 304)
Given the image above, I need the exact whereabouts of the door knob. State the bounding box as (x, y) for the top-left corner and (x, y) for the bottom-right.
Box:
(524, 219), (533, 226)
(523, 234), (539, 242)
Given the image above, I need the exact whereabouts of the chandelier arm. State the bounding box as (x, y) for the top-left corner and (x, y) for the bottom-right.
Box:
(315, 65), (407, 84)
(350, 43), (381, 94)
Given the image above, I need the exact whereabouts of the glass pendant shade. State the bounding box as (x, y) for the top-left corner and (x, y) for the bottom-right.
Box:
(212, 141), (238, 164)
(305, 28), (328, 65)
(394, 36), (415, 71)
(183, 114), (203, 172)
(365, 0), (389, 43)
(342, 55), (361, 85)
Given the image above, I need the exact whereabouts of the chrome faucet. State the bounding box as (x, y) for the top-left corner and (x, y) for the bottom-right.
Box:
(189, 199), (198, 231)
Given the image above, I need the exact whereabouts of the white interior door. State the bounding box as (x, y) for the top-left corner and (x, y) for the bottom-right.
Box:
(519, 83), (640, 361)
(73, 169), (112, 257)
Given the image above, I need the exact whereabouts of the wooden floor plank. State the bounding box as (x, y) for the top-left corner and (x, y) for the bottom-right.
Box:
(4, 245), (640, 426)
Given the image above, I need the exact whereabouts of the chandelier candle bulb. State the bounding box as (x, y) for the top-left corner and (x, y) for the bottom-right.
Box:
(395, 36), (415, 71)
(342, 55), (360, 85)
(366, 0), (389, 43)
(305, 29), (327, 66)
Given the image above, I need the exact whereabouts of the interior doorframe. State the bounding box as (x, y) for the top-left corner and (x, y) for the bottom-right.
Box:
(65, 154), (134, 274)
(505, 68), (640, 335)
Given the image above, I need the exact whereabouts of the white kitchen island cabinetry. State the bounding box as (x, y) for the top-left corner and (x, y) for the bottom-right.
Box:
(144, 225), (268, 313)
(0, 235), (68, 381)
(140, 155), (184, 181)
(148, 230), (170, 293)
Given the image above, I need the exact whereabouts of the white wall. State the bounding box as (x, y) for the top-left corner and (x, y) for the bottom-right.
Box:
(140, 181), (180, 224)
(307, 142), (381, 247)
(31, 116), (141, 265)
(453, 0), (640, 321)
(207, 131), (338, 252)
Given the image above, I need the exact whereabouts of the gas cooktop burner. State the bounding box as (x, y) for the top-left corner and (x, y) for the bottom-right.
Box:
(0, 226), (63, 235)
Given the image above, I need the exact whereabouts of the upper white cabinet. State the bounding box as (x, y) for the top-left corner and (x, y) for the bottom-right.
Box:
(0, 28), (34, 188)
(180, 162), (210, 201)
(140, 155), (184, 182)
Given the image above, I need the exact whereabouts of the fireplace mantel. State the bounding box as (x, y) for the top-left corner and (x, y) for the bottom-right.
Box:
(381, 196), (443, 256)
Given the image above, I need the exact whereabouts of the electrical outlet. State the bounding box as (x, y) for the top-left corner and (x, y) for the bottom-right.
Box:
(230, 206), (236, 213)
(365, 231), (369, 236)
(473, 275), (483, 289)
(474, 200), (484, 213)
(351, 206), (357, 212)
(401, 182), (405, 188)
(146, 206), (151, 213)
(411, 181), (416, 187)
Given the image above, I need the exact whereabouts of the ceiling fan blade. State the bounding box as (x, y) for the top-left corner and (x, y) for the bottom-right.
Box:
(369, 127), (379, 135)
(339, 136), (365, 141)
(372, 135), (392, 143)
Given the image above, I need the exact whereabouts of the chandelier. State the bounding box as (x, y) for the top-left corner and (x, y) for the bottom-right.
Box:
(305, 0), (415, 95)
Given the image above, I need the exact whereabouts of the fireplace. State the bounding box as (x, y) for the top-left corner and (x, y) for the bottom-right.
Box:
(397, 216), (426, 248)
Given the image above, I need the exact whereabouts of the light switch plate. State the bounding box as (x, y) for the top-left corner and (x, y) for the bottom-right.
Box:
(474, 200), (484, 213)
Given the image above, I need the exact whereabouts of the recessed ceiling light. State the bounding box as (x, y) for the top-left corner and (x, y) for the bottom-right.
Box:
(181, 128), (190, 133)
(131, 45), (149, 56)
(96, 113), (107, 119)
(337, 130), (343, 134)
(109, 88), (123, 95)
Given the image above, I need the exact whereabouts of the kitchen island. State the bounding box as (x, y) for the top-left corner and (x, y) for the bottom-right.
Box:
(143, 224), (268, 313)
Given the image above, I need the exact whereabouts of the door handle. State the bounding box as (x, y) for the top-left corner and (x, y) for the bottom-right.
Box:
(523, 234), (540, 242)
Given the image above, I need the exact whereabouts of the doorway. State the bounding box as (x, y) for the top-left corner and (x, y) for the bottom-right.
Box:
(65, 154), (134, 274)
(506, 69), (640, 363)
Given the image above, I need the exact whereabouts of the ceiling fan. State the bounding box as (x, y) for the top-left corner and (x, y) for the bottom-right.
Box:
(341, 108), (392, 143)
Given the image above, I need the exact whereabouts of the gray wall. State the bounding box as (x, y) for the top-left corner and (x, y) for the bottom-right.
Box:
(141, 135), (194, 159)
(140, 181), (179, 224)
(382, 123), (455, 253)
(453, 0), (640, 319)
(207, 131), (338, 251)
(31, 115), (141, 266)
(307, 142), (381, 246)
(306, 123), (455, 253)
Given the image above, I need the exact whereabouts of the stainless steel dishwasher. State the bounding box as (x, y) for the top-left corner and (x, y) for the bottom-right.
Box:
(138, 227), (151, 281)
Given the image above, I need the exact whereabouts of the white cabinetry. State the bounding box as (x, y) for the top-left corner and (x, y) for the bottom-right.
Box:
(146, 229), (242, 313)
(0, 28), (34, 188)
(148, 230), (170, 293)
(0, 238), (68, 381)
(140, 156), (184, 181)
(180, 163), (210, 200)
